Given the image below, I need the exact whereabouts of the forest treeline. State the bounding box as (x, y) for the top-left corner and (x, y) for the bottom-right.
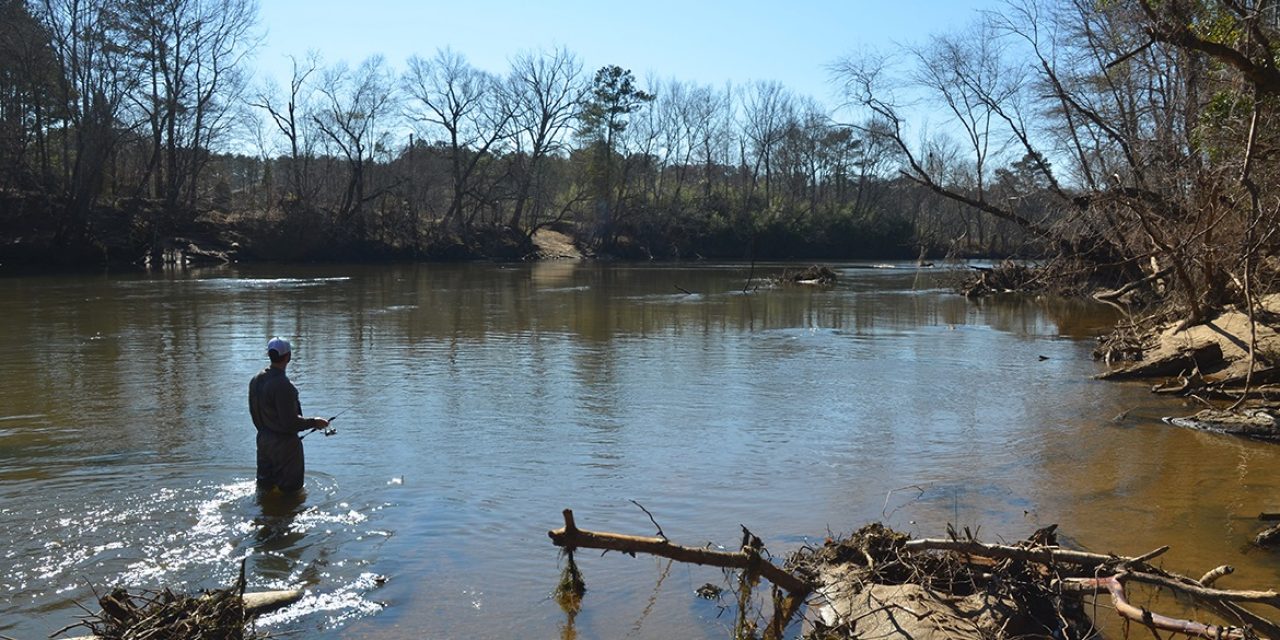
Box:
(3, 0), (1280, 326)
(0, 0), (1047, 265)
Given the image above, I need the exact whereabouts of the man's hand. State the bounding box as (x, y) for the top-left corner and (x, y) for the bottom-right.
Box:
(311, 417), (330, 429)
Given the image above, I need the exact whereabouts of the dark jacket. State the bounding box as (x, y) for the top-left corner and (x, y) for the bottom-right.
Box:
(249, 367), (314, 437)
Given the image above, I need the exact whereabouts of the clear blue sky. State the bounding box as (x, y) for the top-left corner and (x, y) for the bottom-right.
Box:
(254, 0), (997, 104)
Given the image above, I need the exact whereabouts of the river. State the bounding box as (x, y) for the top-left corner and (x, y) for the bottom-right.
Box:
(2, 261), (1279, 639)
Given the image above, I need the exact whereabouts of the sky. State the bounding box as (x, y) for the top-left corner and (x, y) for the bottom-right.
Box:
(253, 0), (999, 106)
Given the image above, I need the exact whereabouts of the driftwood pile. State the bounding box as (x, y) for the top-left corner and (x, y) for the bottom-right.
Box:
(52, 567), (302, 640)
(61, 586), (257, 640)
(550, 509), (1280, 640)
(960, 261), (1047, 298)
(777, 265), (838, 286)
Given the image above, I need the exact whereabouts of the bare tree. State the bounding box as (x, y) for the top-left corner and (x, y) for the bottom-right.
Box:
(999, 0), (1216, 320)
(252, 52), (318, 203)
(312, 55), (397, 236)
(830, 45), (1056, 247)
(504, 46), (583, 231)
(741, 80), (793, 208)
(910, 24), (1015, 213)
(0, 0), (62, 187)
(404, 47), (513, 233)
(690, 83), (734, 202)
(183, 0), (257, 206)
(122, 0), (258, 216)
(36, 0), (140, 224)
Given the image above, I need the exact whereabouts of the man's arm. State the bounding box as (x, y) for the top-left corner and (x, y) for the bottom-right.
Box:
(274, 379), (329, 434)
(249, 377), (262, 429)
(274, 380), (314, 433)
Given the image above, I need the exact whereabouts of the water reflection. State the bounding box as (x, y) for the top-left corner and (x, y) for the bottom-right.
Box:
(5, 261), (1266, 640)
(253, 489), (309, 583)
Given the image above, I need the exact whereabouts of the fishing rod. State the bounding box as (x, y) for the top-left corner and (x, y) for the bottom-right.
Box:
(300, 423), (337, 439)
(297, 405), (346, 440)
(299, 405), (353, 439)
(299, 377), (401, 439)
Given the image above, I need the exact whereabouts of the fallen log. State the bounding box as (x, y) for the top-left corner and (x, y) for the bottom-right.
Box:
(1123, 569), (1280, 607)
(1163, 408), (1280, 440)
(241, 589), (304, 612)
(547, 509), (810, 594)
(885, 535), (1280, 639)
(1094, 266), (1173, 303)
(1200, 565), (1235, 587)
(912, 539), (1280, 608)
(1258, 524), (1280, 547)
(548, 509), (811, 640)
(549, 515), (1280, 640)
(941, 543), (1280, 640)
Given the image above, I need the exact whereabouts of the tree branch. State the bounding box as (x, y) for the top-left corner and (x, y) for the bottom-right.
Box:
(547, 509), (811, 595)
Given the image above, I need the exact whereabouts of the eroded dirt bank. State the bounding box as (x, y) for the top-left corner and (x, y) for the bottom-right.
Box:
(1096, 294), (1280, 438)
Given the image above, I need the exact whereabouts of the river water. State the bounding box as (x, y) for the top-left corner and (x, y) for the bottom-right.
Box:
(3, 262), (1280, 639)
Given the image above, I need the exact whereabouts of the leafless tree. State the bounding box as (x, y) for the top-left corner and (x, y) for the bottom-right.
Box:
(312, 55), (397, 235)
(36, 0), (140, 221)
(123, 0), (258, 216)
(252, 52), (319, 203)
(741, 80), (793, 208)
(504, 46), (583, 231)
(404, 47), (514, 232)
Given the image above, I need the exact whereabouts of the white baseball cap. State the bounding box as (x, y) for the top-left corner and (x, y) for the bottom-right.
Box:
(266, 337), (292, 356)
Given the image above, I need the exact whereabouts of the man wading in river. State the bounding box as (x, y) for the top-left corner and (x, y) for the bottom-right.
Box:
(249, 338), (329, 494)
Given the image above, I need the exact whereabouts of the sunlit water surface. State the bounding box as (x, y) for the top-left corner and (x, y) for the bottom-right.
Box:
(3, 262), (1280, 639)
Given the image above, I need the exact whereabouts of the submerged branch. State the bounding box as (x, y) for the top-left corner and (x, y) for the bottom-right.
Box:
(1063, 575), (1252, 640)
(547, 509), (811, 595)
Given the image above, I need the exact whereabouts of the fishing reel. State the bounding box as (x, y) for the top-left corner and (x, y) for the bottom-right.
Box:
(321, 426), (338, 437)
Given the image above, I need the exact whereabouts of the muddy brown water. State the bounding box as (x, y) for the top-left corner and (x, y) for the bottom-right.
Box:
(2, 262), (1280, 639)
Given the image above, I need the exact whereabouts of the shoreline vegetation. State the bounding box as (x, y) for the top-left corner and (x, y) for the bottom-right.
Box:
(0, 186), (925, 270)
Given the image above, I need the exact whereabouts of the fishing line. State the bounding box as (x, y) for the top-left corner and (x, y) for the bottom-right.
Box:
(300, 377), (401, 439)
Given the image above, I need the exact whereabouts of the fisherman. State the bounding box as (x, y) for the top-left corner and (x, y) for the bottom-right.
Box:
(249, 337), (329, 493)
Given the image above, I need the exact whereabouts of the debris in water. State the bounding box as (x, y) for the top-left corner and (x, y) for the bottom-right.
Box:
(775, 265), (837, 286)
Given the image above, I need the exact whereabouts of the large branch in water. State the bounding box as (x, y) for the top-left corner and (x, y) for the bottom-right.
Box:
(913, 538), (1280, 639)
(1059, 576), (1280, 640)
(547, 509), (811, 595)
(904, 538), (1168, 570)
(1094, 266), (1173, 302)
(1065, 575), (1253, 640)
(897, 170), (1055, 242)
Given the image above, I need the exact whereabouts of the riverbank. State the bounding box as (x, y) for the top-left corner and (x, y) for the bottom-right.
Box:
(0, 188), (929, 270)
(0, 190), (570, 269)
(552, 512), (1276, 640)
(1093, 294), (1280, 439)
